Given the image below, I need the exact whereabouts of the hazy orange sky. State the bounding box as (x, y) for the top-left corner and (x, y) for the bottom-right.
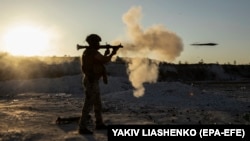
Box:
(0, 0), (249, 64)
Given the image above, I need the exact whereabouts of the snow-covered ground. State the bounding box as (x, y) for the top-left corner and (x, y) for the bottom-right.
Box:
(0, 63), (250, 141)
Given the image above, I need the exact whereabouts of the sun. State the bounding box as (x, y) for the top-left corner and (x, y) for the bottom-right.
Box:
(3, 24), (51, 56)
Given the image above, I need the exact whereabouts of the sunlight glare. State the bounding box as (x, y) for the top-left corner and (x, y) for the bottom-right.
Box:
(3, 25), (51, 56)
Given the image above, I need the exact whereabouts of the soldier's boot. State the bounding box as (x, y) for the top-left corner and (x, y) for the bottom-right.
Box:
(79, 114), (94, 134)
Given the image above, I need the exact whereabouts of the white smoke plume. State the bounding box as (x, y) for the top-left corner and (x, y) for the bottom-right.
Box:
(116, 6), (183, 97)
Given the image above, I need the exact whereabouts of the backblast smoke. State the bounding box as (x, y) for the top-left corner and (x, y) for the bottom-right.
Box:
(115, 6), (183, 97)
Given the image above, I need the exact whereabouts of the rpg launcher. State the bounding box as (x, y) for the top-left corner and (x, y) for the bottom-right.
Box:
(76, 43), (123, 50)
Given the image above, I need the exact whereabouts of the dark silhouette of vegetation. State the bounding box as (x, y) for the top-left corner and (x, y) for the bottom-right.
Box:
(0, 53), (249, 82)
(0, 53), (81, 81)
(158, 62), (250, 81)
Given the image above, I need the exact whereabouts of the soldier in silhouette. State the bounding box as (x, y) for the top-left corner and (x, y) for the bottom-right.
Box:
(78, 34), (119, 134)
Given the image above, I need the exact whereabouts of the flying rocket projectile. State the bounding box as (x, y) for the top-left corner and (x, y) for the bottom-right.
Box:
(190, 43), (218, 46)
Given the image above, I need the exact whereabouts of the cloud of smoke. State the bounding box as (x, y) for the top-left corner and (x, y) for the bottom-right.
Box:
(116, 6), (183, 97)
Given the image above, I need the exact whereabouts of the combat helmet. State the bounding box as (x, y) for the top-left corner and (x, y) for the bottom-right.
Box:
(85, 34), (101, 45)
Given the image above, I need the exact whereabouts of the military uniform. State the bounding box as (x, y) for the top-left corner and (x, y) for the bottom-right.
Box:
(79, 49), (106, 129)
(78, 34), (118, 134)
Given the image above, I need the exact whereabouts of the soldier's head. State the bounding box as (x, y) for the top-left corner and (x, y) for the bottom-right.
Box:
(85, 34), (101, 47)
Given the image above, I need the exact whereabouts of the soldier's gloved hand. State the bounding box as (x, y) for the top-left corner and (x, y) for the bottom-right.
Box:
(111, 47), (119, 55)
(104, 48), (110, 56)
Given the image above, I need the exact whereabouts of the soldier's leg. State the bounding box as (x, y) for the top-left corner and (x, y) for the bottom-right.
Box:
(79, 78), (96, 129)
(94, 91), (107, 130)
(94, 89), (103, 125)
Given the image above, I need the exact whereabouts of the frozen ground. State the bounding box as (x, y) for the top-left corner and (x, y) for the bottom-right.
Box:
(0, 74), (250, 141)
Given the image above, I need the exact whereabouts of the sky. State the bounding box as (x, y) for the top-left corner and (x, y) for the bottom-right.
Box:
(0, 0), (250, 64)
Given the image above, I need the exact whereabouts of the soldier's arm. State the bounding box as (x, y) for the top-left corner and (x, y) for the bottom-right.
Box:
(95, 49), (118, 63)
(94, 52), (113, 64)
